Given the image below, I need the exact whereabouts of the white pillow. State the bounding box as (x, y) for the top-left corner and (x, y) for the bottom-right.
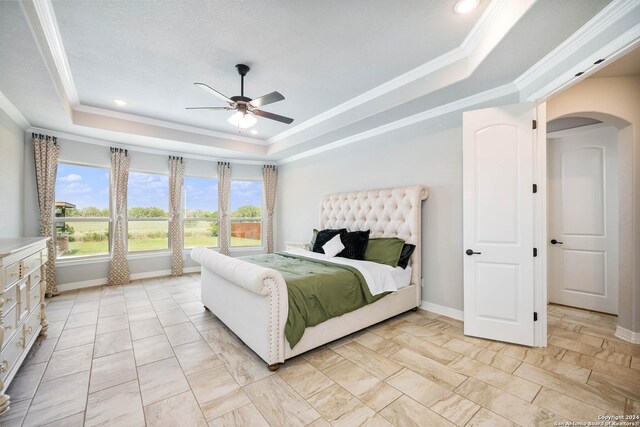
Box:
(322, 234), (345, 258)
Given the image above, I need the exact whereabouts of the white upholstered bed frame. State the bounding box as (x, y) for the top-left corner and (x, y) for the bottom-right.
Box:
(191, 185), (428, 369)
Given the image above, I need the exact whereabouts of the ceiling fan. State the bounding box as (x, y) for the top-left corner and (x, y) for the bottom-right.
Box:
(187, 64), (294, 129)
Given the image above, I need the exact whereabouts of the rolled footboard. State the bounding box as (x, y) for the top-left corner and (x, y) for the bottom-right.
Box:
(191, 247), (288, 365)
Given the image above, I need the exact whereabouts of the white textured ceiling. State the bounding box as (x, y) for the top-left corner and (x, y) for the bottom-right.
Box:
(1, 0), (634, 162)
(52, 0), (487, 138)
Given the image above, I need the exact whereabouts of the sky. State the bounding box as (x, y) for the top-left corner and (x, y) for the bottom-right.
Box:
(56, 163), (263, 212)
(56, 163), (109, 209)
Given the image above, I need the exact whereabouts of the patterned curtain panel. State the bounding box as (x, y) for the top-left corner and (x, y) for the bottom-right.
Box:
(217, 161), (231, 256)
(263, 165), (278, 254)
(33, 133), (60, 297)
(108, 148), (131, 286)
(169, 156), (185, 276)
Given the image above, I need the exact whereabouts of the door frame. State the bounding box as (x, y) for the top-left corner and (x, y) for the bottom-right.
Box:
(533, 103), (548, 347)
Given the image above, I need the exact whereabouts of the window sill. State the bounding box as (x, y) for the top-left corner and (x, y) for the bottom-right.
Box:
(56, 255), (111, 267)
(56, 247), (267, 267)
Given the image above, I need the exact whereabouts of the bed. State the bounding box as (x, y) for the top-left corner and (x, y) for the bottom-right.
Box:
(191, 185), (428, 370)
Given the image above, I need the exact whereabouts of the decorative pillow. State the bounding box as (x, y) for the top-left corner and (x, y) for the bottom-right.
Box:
(364, 237), (405, 267)
(309, 229), (319, 250)
(338, 230), (370, 260)
(312, 228), (347, 253)
(397, 243), (416, 269)
(322, 234), (345, 258)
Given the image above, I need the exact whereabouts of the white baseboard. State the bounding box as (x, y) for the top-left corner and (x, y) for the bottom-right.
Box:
(56, 266), (201, 292)
(420, 301), (464, 321)
(615, 325), (640, 344)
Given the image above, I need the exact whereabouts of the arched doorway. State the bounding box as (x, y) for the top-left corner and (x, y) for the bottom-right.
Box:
(546, 117), (620, 314)
(545, 110), (634, 339)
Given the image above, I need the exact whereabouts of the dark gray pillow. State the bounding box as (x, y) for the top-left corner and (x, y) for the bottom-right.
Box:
(397, 244), (416, 269)
(338, 230), (370, 260)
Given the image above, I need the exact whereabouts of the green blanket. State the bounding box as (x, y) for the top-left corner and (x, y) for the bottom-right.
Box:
(240, 252), (386, 347)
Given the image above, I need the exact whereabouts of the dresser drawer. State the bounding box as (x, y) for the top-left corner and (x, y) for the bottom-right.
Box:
(28, 265), (42, 289)
(21, 251), (42, 277)
(0, 322), (25, 383)
(17, 281), (28, 323)
(23, 309), (40, 346)
(1, 305), (17, 349)
(28, 279), (42, 314)
(2, 261), (21, 291)
(2, 282), (18, 315)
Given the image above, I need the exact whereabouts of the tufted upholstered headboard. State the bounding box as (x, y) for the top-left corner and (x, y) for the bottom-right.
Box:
(319, 186), (429, 293)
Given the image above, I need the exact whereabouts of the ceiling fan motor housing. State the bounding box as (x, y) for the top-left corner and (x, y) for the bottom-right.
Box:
(235, 64), (250, 76)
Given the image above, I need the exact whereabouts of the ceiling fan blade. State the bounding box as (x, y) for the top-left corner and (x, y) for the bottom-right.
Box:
(249, 91), (285, 108)
(253, 109), (294, 124)
(185, 106), (233, 110)
(194, 83), (233, 103)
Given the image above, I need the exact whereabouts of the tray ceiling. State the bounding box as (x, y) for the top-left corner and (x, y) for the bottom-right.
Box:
(1, 0), (636, 163)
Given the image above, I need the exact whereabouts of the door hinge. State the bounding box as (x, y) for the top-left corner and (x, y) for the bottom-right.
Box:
(534, 312), (538, 321)
(533, 248), (538, 257)
(533, 184), (537, 193)
(532, 119), (537, 129)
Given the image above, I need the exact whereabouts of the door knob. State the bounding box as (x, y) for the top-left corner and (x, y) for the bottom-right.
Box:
(466, 249), (481, 256)
(550, 239), (563, 245)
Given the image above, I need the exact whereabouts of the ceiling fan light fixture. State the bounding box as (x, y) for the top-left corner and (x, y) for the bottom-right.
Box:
(228, 111), (257, 129)
(454, 0), (479, 14)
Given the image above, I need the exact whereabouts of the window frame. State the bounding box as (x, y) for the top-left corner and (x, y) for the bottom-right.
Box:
(53, 161), (112, 262)
(182, 174), (219, 250)
(126, 169), (171, 254)
(229, 179), (266, 250)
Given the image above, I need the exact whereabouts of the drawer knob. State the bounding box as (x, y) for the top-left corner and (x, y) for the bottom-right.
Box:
(26, 326), (33, 334)
(33, 294), (38, 299)
(0, 361), (7, 373)
(17, 336), (24, 349)
(6, 297), (13, 303)
(4, 325), (11, 331)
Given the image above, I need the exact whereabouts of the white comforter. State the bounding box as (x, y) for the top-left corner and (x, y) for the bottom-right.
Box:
(284, 248), (407, 296)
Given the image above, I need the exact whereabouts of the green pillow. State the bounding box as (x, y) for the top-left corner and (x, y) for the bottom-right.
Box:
(364, 237), (405, 267)
(309, 229), (318, 249)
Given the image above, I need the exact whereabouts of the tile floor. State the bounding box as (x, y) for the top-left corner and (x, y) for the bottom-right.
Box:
(0, 273), (638, 426)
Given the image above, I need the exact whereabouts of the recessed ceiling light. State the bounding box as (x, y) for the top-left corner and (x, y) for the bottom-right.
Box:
(113, 99), (127, 106)
(454, 0), (479, 14)
(250, 130), (258, 135)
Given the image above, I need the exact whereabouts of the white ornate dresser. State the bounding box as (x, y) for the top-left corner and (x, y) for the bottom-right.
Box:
(0, 238), (49, 415)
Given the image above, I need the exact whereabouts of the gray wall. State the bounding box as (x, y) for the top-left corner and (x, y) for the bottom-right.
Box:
(22, 137), (266, 287)
(0, 109), (25, 238)
(276, 114), (465, 310)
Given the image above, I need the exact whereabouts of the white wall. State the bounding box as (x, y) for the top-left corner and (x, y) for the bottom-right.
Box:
(0, 108), (25, 238)
(22, 136), (266, 289)
(277, 114), (466, 311)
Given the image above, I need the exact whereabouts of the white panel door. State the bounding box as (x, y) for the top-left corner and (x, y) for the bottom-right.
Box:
(548, 126), (618, 314)
(463, 103), (535, 346)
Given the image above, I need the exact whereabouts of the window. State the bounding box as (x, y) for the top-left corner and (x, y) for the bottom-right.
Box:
(230, 180), (263, 247)
(183, 176), (218, 248)
(127, 172), (169, 252)
(54, 163), (110, 259)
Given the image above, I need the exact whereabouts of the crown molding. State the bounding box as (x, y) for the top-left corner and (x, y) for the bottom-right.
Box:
(522, 22), (640, 102)
(278, 83), (518, 164)
(0, 90), (30, 129)
(27, 126), (270, 165)
(31, 0), (79, 106)
(515, 0), (640, 91)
